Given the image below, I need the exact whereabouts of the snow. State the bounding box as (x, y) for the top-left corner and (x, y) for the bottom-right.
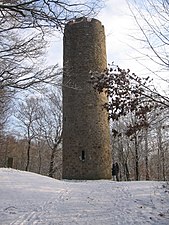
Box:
(0, 168), (169, 225)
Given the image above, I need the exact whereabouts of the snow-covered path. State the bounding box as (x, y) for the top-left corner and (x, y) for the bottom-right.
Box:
(0, 168), (169, 225)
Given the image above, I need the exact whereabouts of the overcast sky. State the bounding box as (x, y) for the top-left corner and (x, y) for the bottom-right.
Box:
(47, 0), (168, 90)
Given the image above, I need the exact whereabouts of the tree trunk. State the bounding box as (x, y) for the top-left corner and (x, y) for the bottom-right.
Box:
(125, 162), (130, 181)
(144, 128), (149, 180)
(48, 134), (62, 178)
(38, 142), (42, 174)
(134, 134), (139, 181)
(25, 139), (31, 171)
(157, 126), (162, 181)
(48, 146), (56, 178)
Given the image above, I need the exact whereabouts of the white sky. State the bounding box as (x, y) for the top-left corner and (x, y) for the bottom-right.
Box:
(47, 0), (168, 91)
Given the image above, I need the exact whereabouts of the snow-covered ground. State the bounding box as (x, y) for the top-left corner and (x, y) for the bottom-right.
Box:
(0, 168), (169, 225)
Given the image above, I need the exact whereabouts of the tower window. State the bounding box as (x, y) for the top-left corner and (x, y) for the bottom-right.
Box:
(81, 150), (85, 161)
(7, 157), (13, 168)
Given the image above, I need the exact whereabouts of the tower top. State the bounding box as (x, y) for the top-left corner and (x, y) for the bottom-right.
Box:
(66, 17), (103, 27)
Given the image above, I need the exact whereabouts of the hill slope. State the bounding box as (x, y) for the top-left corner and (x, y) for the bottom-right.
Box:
(0, 168), (169, 225)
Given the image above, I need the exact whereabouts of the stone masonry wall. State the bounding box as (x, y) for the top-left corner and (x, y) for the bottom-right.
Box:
(62, 17), (112, 179)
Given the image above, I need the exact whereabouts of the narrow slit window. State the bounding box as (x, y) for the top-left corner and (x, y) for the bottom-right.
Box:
(7, 157), (13, 168)
(82, 150), (85, 161)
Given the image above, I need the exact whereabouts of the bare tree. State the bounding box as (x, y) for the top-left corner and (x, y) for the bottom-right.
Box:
(14, 97), (40, 171)
(128, 0), (169, 72)
(0, 0), (103, 133)
(0, 0), (103, 88)
(13, 87), (62, 178)
(35, 89), (62, 178)
(110, 105), (169, 181)
(90, 64), (169, 180)
(0, 0), (103, 32)
(0, 88), (12, 131)
(0, 30), (62, 89)
(111, 120), (131, 181)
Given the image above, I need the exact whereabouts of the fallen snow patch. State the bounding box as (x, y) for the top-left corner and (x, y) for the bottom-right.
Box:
(0, 168), (169, 225)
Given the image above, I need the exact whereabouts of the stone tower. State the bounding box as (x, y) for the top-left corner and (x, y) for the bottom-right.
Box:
(62, 17), (112, 180)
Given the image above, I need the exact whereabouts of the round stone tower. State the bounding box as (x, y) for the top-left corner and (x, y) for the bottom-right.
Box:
(62, 17), (112, 180)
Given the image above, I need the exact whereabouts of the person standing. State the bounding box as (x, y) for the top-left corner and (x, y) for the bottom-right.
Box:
(112, 162), (119, 181)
